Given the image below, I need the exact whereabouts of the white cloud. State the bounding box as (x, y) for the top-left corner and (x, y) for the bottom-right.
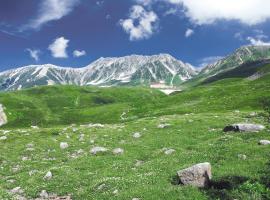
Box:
(26, 49), (41, 62)
(165, 0), (270, 25)
(246, 37), (270, 46)
(199, 56), (224, 67)
(48, 37), (69, 58)
(73, 50), (86, 57)
(185, 28), (194, 38)
(120, 5), (158, 41)
(22, 0), (79, 31)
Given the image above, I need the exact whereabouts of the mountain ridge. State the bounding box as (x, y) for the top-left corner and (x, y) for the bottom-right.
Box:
(0, 54), (197, 91)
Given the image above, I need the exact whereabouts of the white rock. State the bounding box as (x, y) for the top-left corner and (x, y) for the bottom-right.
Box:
(31, 126), (39, 129)
(90, 147), (108, 155)
(133, 132), (141, 138)
(224, 123), (265, 132)
(0, 136), (7, 140)
(39, 190), (49, 199)
(259, 140), (270, 145)
(238, 154), (247, 160)
(177, 162), (212, 188)
(43, 171), (53, 180)
(60, 142), (69, 149)
(158, 124), (170, 129)
(163, 148), (175, 155)
(112, 189), (119, 195)
(0, 104), (7, 127)
(112, 148), (124, 155)
(10, 187), (24, 194)
(79, 134), (85, 141)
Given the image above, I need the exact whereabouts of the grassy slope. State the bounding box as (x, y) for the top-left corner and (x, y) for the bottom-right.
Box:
(0, 75), (270, 199)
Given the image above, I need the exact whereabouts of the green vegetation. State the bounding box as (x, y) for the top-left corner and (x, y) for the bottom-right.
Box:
(0, 70), (270, 199)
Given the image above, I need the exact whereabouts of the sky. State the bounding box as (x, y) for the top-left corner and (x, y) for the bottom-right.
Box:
(1, 0), (270, 71)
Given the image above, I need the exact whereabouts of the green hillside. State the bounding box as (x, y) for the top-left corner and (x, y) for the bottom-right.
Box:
(1, 67), (270, 199)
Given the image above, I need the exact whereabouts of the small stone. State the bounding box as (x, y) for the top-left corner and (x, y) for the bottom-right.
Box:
(10, 187), (24, 194)
(238, 154), (247, 160)
(97, 183), (106, 190)
(158, 124), (170, 129)
(60, 142), (69, 149)
(0, 136), (7, 140)
(40, 190), (49, 199)
(135, 160), (144, 167)
(163, 148), (175, 155)
(112, 189), (118, 195)
(90, 147), (108, 155)
(133, 132), (141, 138)
(112, 148), (124, 155)
(79, 134), (85, 142)
(22, 156), (30, 161)
(132, 198), (140, 200)
(29, 170), (38, 176)
(90, 140), (95, 144)
(259, 140), (270, 145)
(43, 171), (53, 180)
(31, 126), (39, 129)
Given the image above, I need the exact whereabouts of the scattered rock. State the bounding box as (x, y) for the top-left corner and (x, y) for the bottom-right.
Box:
(162, 148), (175, 155)
(0, 135), (7, 140)
(112, 189), (119, 195)
(39, 190), (49, 199)
(97, 183), (106, 190)
(249, 112), (257, 117)
(31, 125), (39, 129)
(88, 123), (104, 128)
(259, 140), (270, 145)
(238, 154), (247, 160)
(29, 170), (38, 176)
(112, 148), (124, 155)
(22, 156), (30, 161)
(0, 104), (7, 127)
(79, 134), (85, 142)
(177, 162), (212, 188)
(90, 147), (108, 155)
(10, 187), (24, 195)
(157, 124), (170, 129)
(60, 142), (69, 149)
(135, 160), (144, 167)
(43, 171), (53, 180)
(132, 198), (140, 200)
(133, 132), (141, 138)
(90, 140), (95, 144)
(223, 123), (265, 132)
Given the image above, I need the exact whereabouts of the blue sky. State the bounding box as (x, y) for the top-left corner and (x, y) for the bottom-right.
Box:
(1, 0), (270, 71)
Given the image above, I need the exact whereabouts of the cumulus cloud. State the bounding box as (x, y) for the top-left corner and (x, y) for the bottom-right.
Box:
(22, 0), (79, 31)
(185, 28), (194, 38)
(246, 37), (270, 46)
(166, 0), (270, 25)
(119, 5), (158, 41)
(48, 37), (69, 58)
(73, 50), (86, 57)
(26, 49), (41, 62)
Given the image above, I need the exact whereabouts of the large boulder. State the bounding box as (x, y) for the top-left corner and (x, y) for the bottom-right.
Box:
(177, 162), (212, 188)
(0, 104), (7, 126)
(223, 123), (265, 132)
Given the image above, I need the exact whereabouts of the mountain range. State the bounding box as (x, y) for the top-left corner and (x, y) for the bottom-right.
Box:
(0, 45), (270, 91)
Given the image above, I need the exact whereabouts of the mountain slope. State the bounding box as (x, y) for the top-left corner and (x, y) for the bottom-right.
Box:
(183, 45), (270, 87)
(0, 54), (196, 91)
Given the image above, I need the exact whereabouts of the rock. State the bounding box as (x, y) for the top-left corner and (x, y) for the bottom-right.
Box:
(0, 136), (7, 140)
(135, 160), (144, 167)
(177, 162), (212, 188)
(133, 132), (141, 138)
(112, 189), (119, 195)
(0, 104), (7, 127)
(249, 112), (257, 117)
(60, 142), (69, 149)
(79, 134), (85, 142)
(10, 187), (24, 194)
(43, 171), (53, 180)
(112, 148), (124, 155)
(223, 123), (265, 132)
(29, 170), (38, 176)
(132, 198), (140, 200)
(22, 156), (30, 161)
(90, 147), (108, 155)
(238, 154), (247, 160)
(31, 125), (39, 129)
(158, 124), (170, 129)
(39, 190), (49, 199)
(163, 148), (175, 155)
(259, 140), (270, 145)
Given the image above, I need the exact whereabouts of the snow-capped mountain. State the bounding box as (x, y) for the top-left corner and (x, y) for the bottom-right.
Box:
(0, 54), (197, 91)
(200, 45), (270, 77)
